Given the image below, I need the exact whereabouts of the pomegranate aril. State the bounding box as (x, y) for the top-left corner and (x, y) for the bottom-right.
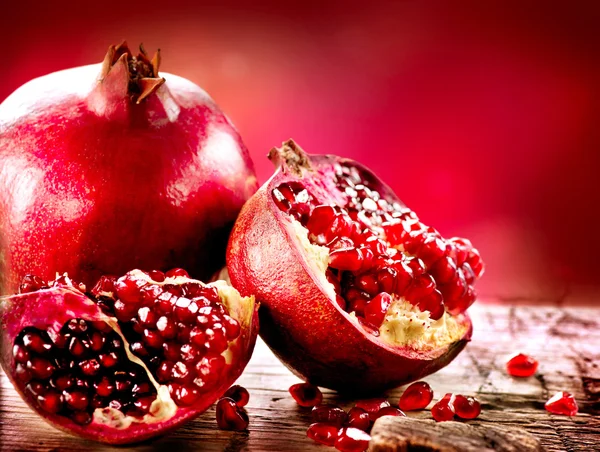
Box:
(174, 385), (200, 406)
(20, 275), (48, 293)
(398, 381), (434, 411)
(28, 357), (55, 379)
(22, 332), (51, 354)
(216, 397), (249, 430)
(354, 398), (390, 421)
(96, 377), (115, 397)
(335, 427), (371, 452)
(133, 395), (156, 413)
(307, 205), (337, 236)
(166, 268), (190, 278)
(114, 275), (147, 305)
(311, 404), (348, 427)
(38, 391), (63, 413)
(330, 248), (363, 272)
(545, 391), (578, 416)
(53, 374), (74, 391)
(289, 382), (323, 407)
(346, 407), (370, 431)
(307, 422), (339, 446)
(372, 406), (405, 420)
(64, 391), (89, 411)
(100, 352), (119, 368)
(79, 359), (101, 376)
(12, 344), (30, 363)
(430, 256), (457, 285)
(356, 273), (379, 295)
(223, 385), (250, 407)
(404, 274), (436, 303)
(416, 290), (444, 321)
(15, 363), (32, 382)
(363, 292), (392, 327)
(71, 411), (92, 425)
(506, 353), (538, 378)
(431, 394), (455, 422)
(453, 395), (481, 419)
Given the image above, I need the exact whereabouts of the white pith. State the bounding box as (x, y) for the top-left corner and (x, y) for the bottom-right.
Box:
(90, 270), (254, 428)
(291, 220), (468, 349)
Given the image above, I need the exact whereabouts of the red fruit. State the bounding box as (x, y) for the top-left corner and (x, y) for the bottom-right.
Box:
(223, 385), (250, 407)
(311, 404), (348, 427)
(0, 42), (258, 295)
(346, 407), (371, 431)
(506, 353), (538, 378)
(431, 394), (455, 422)
(289, 382), (323, 407)
(307, 422), (339, 446)
(355, 399), (391, 421)
(215, 397), (249, 430)
(453, 395), (481, 419)
(0, 270), (258, 444)
(227, 140), (480, 392)
(372, 406), (406, 420)
(398, 381), (434, 411)
(545, 391), (578, 416)
(335, 427), (371, 452)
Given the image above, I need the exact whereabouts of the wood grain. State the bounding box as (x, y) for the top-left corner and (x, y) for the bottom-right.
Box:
(1, 304), (599, 451)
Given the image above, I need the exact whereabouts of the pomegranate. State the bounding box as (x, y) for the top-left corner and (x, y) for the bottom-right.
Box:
(227, 140), (481, 392)
(346, 407), (370, 431)
(223, 385), (250, 407)
(354, 399), (391, 421)
(307, 422), (339, 446)
(545, 391), (578, 416)
(372, 406), (405, 420)
(0, 270), (258, 444)
(398, 381), (434, 411)
(335, 427), (371, 452)
(506, 353), (538, 378)
(0, 42), (258, 295)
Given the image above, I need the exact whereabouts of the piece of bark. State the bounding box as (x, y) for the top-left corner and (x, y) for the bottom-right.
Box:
(370, 416), (544, 452)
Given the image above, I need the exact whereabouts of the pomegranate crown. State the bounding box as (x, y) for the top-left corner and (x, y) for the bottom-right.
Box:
(100, 41), (165, 104)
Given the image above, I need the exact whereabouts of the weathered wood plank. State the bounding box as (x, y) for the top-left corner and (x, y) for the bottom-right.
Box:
(1, 304), (599, 451)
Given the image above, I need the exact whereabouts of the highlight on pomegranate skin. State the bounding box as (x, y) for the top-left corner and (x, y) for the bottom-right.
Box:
(506, 353), (539, 378)
(227, 139), (482, 392)
(0, 41), (258, 296)
(545, 391), (578, 416)
(0, 270), (258, 444)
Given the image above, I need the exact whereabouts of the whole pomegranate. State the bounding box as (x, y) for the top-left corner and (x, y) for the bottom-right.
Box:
(227, 140), (483, 392)
(0, 270), (258, 443)
(0, 42), (258, 294)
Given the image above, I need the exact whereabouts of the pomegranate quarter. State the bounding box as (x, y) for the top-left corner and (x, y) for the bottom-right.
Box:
(227, 140), (483, 392)
(0, 270), (258, 444)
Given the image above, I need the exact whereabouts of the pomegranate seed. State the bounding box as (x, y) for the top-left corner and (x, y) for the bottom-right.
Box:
(37, 391), (63, 413)
(96, 377), (115, 397)
(22, 332), (51, 354)
(416, 290), (445, 320)
(363, 292), (392, 327)
(404, 274), (435, 303)
(329, 248), (363, 272)
(289, 382), (323, 407)
(12, 344), (30, 363)
(156, 316), (177, 339)
(346, 407), (370, 431)
(71, 411), (92, 425)
(20, 275), (48, 293)
(311, 404), (348, 427)
(134, 395), (156, 413)
(216, 397), (249, 430)
(356, 273), (379, 295)
(64, 391), (89, 411)
(15, 363), (32, 382)
(173, 385), (200, 406)
(53, 374), (74, 391)
(307, 205), (337, 236)
(453, 395), (481, 419)
(307, 422), (339, 446)
(28, 357), (55, 379)
(223, 385), (250, 407)
(506, 353), (538, 378)
(354, 398), (390, 421)
(335, 427), (371, 452)
(99, 352), (119, 368)
(545, 391), (578, 416)
(398, 381), (434, 411)
(372, 406), (405, 420)
(79, 359), (101, 376)
(357, 317), (380, 336)
(166, 268), (190, 278)
(431, 394), (455, 422)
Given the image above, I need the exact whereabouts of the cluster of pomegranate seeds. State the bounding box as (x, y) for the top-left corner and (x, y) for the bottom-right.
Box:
(289, 382), (323, 407)
(272, 163), (483, 332)
(12, 319), (157, 425)
(216, 397), (249, 430)
(506, 353), (538, 378)
(398, 381), (434, 411)
(545, 391), (578, 416)
(90, 269), (241, 407)
(431, 393), (481, 422)
(223, 384), (250, 407)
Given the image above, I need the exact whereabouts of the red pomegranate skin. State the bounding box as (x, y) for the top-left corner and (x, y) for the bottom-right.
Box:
(0, 279), (258, 444)
(0, 44), (258, 294)
(227, 141), (473, 393)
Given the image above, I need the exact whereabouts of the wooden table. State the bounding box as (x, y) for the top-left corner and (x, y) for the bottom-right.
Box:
(1, 303), (599, 451)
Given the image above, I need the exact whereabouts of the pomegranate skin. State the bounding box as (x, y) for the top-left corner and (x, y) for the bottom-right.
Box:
(227, 141), (473, 393)
(0, 277), (258, 444)
(0, 43), (258, 294)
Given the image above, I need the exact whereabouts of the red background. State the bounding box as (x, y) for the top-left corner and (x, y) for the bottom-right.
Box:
(2, 1), (599, 303)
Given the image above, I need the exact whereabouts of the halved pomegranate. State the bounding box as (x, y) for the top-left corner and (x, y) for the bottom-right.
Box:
(227, 140), (481, 392)
(0, 270), (257, 444)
